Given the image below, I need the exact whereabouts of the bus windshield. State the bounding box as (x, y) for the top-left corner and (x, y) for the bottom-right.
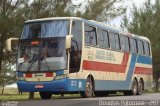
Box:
(21, 20), (69, 39)
(18, 20), (69, 72)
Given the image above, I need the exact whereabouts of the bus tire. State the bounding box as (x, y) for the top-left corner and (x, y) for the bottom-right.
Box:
(80, 77), (94, 98)
(131, 78), (138, 95)
(137, 79), (144, 95)
(39, 92), (52, 99)
(123, 79), (138, 95)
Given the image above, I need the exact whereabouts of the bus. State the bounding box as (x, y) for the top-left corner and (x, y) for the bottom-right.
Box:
(6, 17), (153, 99)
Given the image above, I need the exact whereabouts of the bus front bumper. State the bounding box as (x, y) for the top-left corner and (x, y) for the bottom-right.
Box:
(17, 78), (85, 92)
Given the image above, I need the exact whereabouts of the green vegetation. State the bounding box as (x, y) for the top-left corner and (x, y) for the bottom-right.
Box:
(0, 87), (81, 101)
(121, 0), (160, 92)
(0, 93), (81, 101)
(0, 94), (40, 101)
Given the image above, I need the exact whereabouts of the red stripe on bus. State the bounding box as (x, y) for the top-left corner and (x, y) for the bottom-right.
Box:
(121, 53), (129, 65)
(134, 67), (152, 75)
(82, 53), (129, 73)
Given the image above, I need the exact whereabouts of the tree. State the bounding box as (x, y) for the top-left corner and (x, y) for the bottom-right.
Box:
(0, 0), (25, 73)
(68, 0), (126, 21)
(121, 0), (160, 91)
(0, 0), (26, 94)
(0, 62), (16, 94)
(19, 0), (126, 21)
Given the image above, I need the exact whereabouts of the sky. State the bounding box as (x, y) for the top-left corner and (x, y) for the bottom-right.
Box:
(106, 0), (148, 28)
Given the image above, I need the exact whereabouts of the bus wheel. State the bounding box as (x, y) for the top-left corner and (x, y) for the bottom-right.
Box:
(131, 79), (138, 95)
(123, 79), (138, 95)
(138, 79), (144, 95)
(80, 77), (93, 98)
(39, 92), (52, 99)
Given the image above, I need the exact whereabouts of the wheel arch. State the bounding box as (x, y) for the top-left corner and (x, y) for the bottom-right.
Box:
(86, 74), (95, 90)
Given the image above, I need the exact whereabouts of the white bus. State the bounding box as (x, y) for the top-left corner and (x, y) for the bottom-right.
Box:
(6, 17), (153, 99)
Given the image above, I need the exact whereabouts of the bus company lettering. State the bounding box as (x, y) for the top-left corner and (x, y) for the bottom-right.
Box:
(96, 50), (105, 60)
(106, 52), (115, 61)
(87, 50), (94, 60)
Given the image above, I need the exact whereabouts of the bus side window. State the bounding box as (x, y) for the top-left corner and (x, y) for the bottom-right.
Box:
(109, 32), (116, 50)
(97, 29), (109, 48)
(120, 35), (129, 52)
(130, 38), (138, 54)
(137, 40), (144, 55)
(124, 36), (130, 52)
(85, 25), (97, 46)
(143, 41), (150, 56)
(114, 34), (121, 50)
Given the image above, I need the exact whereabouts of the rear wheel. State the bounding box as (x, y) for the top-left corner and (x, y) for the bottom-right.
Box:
(80, 77), (94, 98)
(124, 79), (138, 95)
(39, 92), (52, 99)
(137, 79), (144, 95)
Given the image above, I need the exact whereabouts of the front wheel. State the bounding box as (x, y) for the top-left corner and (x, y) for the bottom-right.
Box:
(80, 77), (94, 98)
(39, 92), (52, 99)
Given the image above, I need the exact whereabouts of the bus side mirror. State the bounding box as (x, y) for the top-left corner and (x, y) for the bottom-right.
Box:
(6, 38), (19, 51)
(66, 35), (73, 49)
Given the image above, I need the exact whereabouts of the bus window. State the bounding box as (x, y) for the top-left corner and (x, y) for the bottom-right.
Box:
(120, 35), (129, 52)
(109, 32), (116, 50)
(70, 21), (82, 73)
(109, 32), (120, 51)
(85, 25), (97, 46)
(130, 38), (138, 54)
(97, 29), (109, 48)
(137, 40), (144, 55)
(124, 36), (130, 52)
(115, 34), (120, 50)
(143, 41), (150, 56)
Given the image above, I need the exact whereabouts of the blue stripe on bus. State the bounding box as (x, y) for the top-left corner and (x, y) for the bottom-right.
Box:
(94, 54), (137, 90)
(17, 78), (86, 92)
(137, 55), (152, 65)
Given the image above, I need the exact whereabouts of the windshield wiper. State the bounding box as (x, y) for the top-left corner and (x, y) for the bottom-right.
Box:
(27, 53), (38, 72)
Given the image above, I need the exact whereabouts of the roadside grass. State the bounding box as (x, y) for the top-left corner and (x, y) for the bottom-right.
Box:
(145, 89), (160, 93)
(0, 88), (18, 95)
(0, 93), (41, 101)
(0, 94), (81, 101)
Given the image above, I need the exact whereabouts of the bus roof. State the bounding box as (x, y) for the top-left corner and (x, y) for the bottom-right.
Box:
(25, 17), (150, 42)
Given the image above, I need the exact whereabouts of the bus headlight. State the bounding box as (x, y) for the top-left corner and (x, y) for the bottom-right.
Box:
(55, 74), (68, 80)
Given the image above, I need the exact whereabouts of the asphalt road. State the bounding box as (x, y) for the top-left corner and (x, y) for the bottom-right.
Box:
(1, 93), (160, 106)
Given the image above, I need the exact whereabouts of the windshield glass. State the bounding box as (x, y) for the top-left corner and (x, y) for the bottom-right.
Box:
(18, 38), (67, 72)
(21, 20), (69, 39)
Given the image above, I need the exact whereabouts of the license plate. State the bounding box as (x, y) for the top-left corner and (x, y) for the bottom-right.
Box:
(35, 85), (44, 88)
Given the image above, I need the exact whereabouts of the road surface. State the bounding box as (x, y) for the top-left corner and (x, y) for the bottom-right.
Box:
(1, 93), (160, 106)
